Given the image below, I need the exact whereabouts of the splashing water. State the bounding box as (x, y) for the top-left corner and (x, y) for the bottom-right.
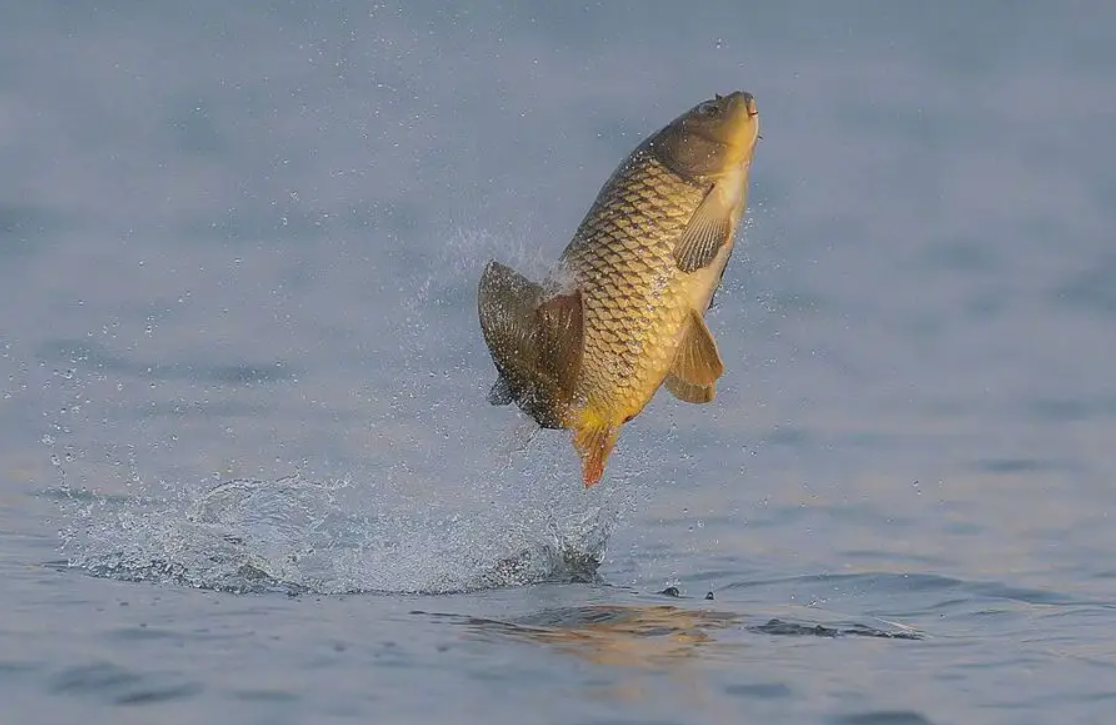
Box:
(53, 227), (652, 594)
(61, 464), (622, 595)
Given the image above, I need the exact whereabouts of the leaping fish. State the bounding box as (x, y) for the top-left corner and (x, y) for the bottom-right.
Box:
(478, 91), (760, 487)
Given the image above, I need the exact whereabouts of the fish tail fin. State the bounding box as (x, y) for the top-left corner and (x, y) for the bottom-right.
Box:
(572, 411), (620, 487)
(478, 260), (544, 374)
(478, 260), (584, 428)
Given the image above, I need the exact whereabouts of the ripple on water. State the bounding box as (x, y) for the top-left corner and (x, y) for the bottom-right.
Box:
(721, 571), (1089, 608)
(831, 712), (937, 725)
(50, 662), (202, 706)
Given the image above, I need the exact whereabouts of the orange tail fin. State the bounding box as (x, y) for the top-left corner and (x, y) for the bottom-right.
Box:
(572, 422), (619, 487)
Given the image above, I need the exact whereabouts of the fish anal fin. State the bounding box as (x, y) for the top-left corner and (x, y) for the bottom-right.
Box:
(572, 417), (620, 488)
(664, 373), (715, 404)
(673, 186), (734, 273)
(669, 309), (724, 388)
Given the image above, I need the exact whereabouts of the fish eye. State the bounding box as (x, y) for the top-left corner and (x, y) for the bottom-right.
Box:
(697, 101), (720, 117)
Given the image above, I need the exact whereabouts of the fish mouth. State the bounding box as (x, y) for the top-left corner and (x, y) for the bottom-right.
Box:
(720, 90), (757, 117)
(723, 91), (760, 151)
(737, 91), (758, 117)
(741, 93), (761, 139)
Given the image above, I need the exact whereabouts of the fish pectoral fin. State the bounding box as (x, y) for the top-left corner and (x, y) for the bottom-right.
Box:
(669, 309), (725, 389)
(572, 418), (620, 488)
(486, 375), (514, 406)
(664, 374), (715, 404)
(673, 186), (734, 273)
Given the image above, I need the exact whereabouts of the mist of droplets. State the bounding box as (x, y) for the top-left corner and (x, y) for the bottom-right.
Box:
(55, 227), (651, 594)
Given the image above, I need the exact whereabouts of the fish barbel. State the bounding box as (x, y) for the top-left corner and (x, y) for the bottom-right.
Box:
(478, 91), (760, 486)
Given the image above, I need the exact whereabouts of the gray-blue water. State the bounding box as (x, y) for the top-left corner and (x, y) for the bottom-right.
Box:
(3, 3), (1115, 723)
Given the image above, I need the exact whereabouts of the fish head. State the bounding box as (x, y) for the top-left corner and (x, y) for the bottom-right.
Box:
(653, 91), (759, 180)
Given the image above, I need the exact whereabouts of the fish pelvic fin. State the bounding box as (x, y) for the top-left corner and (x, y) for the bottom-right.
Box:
(664, 374), (715, 403)
(572, 411), (620, 488)
(664, 309), (724, 404)
(673, 184), (736, 273)
(477, 260), (584, 428)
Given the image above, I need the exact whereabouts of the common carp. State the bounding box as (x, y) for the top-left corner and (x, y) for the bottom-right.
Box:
(478, 91), (760, 486)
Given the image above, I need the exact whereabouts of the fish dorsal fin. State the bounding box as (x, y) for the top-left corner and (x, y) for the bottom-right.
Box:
(670, 308), (724, 388)
(673, 185), (734, 273)
(664, 373), (715, 404)
(477, 260), (584, 427)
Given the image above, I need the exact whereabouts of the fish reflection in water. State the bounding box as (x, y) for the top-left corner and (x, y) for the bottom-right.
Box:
(420, 603), (921, 670)
(465, 605), (740, 668)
